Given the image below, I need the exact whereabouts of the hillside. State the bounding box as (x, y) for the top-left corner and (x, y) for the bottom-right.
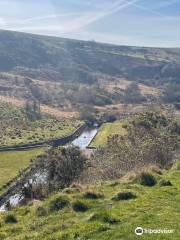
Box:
(0, 101), (82, 147)
(0, 111), (179, 239)
(0, 29), (179, 240)
(0, 30), (180, 83)
(0, 30), (179, 113)
(0, 161), (179, 240)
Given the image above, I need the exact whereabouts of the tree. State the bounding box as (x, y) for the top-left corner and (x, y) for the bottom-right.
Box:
(123, 82), (146, 103)
(35, 146), (87, 193)
(80, 105), (97, 126)
(25, 100), (41, 121)
(162, 83), (180, 103)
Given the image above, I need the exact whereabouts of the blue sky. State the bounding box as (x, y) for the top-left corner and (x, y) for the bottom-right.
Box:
(0, 0), (180, 47)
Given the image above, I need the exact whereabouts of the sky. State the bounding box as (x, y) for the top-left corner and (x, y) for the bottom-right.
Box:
(0, 0), (180, 47)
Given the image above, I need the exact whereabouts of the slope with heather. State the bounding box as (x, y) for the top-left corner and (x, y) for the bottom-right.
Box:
(0, 30), (179, 113)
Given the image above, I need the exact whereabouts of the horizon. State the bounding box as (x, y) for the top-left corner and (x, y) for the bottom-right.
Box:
(0, 0), (180, 48)
(1, 28), (180, 50)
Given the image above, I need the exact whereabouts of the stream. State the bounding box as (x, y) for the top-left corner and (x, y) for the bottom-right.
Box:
(0, 127), (98, 211)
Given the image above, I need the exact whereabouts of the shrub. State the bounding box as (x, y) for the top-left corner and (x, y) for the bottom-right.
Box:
(35, 146), (87, 191)
(48, 195), (69, 211)
(4, 214), (17, 224)
(72, 200), (89, 212)
(35, 206), (47, 217)
(159, 179), (172, 187)
(137, 172), (157, 187)
(83, 191), (104, 200)
(112, 191), (136, 201)
(88, 210), (119, 224)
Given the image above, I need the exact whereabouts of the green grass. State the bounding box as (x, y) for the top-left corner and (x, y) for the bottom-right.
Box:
(0, 101), (82, 147)
(0, 161), (179, 240)
(90, 120), (127, 148)
(0, 148), (44, 194)
(0, 119), (82, 146)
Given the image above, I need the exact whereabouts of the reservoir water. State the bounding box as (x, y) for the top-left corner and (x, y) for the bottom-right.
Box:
(71, 128), (98, 150)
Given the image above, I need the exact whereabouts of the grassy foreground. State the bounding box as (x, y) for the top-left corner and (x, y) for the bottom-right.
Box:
(90, 120), (127, 148)
(0, 149), (44, 194)
(0, 161), (179, 240)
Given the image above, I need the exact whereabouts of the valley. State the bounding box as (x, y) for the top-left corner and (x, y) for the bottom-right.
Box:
(0, 29), (179, 240)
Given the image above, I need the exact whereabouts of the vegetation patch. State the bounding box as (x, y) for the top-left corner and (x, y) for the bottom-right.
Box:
(112, 191), (137, 201)
(87, 112), (180, 182)
(72, 200), (89, 212)
(88, 210), (119, 224)
(83, 191), (104, 200)
(48, 194), (70, 212)
(136, 172), (157, 187)
(159, 179), (172, 187)
(4, 214), (17, 224)
(35, 206), (47, 217)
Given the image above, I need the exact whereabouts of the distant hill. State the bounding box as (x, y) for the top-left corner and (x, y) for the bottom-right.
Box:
(0, 29), (179, 110)
(0, 29), (180, 83)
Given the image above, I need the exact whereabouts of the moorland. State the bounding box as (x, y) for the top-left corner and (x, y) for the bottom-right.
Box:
(0, 30), (179, 240)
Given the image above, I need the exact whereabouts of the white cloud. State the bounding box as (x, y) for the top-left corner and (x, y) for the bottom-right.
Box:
(2, 0), (142, 33)
(0, 0), (180, 47)
(1, 0), (142, 36)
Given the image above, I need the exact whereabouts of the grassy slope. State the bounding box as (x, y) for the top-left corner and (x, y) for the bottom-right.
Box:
(90, 120), (127, 148)
(0, 101), (82, 147)
(0, 148), (44, 194)
(0, 162), (179, 240)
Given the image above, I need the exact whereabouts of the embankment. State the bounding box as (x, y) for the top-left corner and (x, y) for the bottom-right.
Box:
(0, 124), (86, 152)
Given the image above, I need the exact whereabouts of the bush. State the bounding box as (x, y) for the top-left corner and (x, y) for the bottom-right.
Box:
(4, 214), (17, 224)
(48, 195), (69, 211)
(35, 206), (47, 217)
(72, 200), (89, 212)
(112, 191), (136, 201)
(137, 172), (157, 187)
(159, 179), (172, 187)
(36, 146), (87, 191)
(83, 191), (104, 200)
(88, 210), (119, 224)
